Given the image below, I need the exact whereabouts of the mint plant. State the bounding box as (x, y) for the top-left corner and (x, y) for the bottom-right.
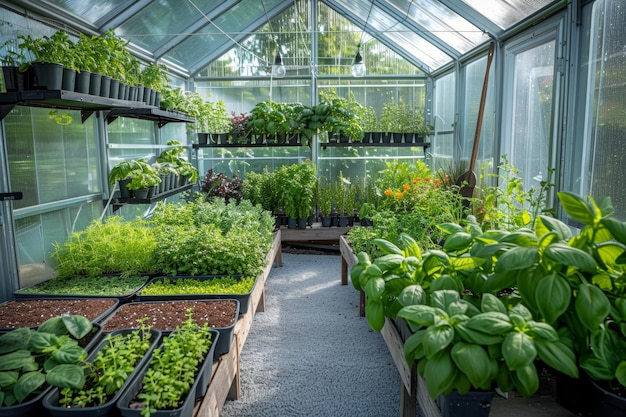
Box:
(140, 275), (255, 295)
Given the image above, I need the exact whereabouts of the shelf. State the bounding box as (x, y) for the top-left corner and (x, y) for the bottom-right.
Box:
(106, 108), (195, 127)
(111, 184), (193, 211)
(0, 90), (194, 126)
(193, 141), (307, 149)
(321, 141), (430, 148)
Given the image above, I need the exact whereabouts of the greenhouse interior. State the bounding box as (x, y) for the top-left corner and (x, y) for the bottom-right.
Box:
(0, 0), (625, 416)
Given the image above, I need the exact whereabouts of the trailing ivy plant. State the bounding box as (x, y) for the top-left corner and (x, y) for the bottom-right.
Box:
(0, 315), (92, 406)
(134, 310), (213, 417)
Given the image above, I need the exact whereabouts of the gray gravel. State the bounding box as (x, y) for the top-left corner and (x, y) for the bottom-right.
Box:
(220, 253), (402, 417)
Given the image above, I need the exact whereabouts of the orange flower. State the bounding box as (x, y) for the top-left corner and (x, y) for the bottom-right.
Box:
(395, 192), (404, 199)
(414, 177), (422, 182)
(403, 183), (410, 191)
(384, 188), (393, 197)
(424, 177), (431, 182)
(433, 178), (441, 187)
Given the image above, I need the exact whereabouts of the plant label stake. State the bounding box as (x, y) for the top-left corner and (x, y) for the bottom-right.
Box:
(456, 42), (495, 201)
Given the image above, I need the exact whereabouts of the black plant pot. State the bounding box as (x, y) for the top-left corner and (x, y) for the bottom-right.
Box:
(75, 70), (90, 93)
(437, 390), (495, 417)
(99, 75), (111, 98)
(321, 216), (332, 227)
(33, 62), (63, 90)
(371, 131), (382, 143)
(2, 66), (19, 91)
(89, 72), (102, 96)
(381, 132), (391, 143)
(135, 84), (144, 102)
(109, 78), (120, 99)
(42, 329), (161, 417)
(197, 133), (209, 145)
(337, 215), (350, 227)
(297, 218), (308, 229)
(61, 68), (76, 91)
(287, 217), (298, 229)
(589, 378), (626, 417)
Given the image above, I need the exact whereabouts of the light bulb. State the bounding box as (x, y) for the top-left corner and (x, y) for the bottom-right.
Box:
(352, 50), (366, 77)
(272, 51), (286, 78)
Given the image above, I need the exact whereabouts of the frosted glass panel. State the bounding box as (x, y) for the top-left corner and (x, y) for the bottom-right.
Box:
(462, 0), (555, 29)
(507, 40), (555, 190)
(6, 107), (100, 208)
(432, 72), (456, 171)
(586, 0), (626, 220)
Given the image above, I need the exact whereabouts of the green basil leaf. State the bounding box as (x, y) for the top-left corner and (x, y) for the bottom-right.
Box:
(502, 332), (536, 371)
(451, 342), (494, 388)
(535, 341), (578, 378)
(0, 371), (18, 388)
(13, 371), (46, 403)
(422, 324), (454, 359)
(494, 246), (538, 273)
(373, 238), (402, 255)
(365, 300), (385, 332)
(423, 348), (458, 399)
(0, 328), (32, 354)
(46, 364), (85, 389)
(535, 273), (571, 324)
(543, 243), (597, 273)
(558, 191), (595, 225)
(443, 232), (473, 252)
(575, 283), (611, 331)
(481, 293), (507, 314)
(466, 312), (513, 335)
(0, 350), (34, 371)
(364, 277), (385, 300)
(397, 305), (437, 327)
(512, 364), (539, 398)
(397, 285), (425, 307)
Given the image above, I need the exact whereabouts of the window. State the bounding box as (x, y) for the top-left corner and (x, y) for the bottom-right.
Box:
(501, 25), (559, 192)
(580, 0), (626, 220)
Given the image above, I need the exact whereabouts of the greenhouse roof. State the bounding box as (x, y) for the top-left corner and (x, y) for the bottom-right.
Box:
(12, 0), (564, 76)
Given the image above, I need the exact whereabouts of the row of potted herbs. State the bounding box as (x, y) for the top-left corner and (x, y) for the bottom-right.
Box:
(0, 309), (221, 417)
(2, 30), (169, 107)
(188, 91), (430, 145)
(109, 140), (198, 200)
(349, 190), (626, 417)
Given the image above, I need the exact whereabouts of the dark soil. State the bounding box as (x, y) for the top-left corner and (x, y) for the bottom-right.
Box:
(101, 300), (238, 332)
(0, 298), (117, 328)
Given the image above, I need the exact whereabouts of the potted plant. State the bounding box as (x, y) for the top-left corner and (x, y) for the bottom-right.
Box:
(0, 315), (93, 416)
(139, 62), (169, 106)
(42, 325), (161, 417)
(16, 31), (77, 91)
(126, 161), (161, 199)
(319, 90), (363, 143)
(274, 162), (317, 228)
(109, 159), (146, 198)
(115, 311), (219, 417)
(229, 111), (250, 144)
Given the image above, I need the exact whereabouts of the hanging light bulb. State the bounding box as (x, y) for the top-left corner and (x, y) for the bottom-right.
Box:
(272, 48), (286, 78)
(351, 46), (366, 77)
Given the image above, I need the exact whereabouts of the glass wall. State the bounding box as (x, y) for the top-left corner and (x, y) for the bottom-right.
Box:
(578, 0), (626, 220)
(5, 107), (102, 286)
(501, 23), (559, 194)
(431, 72), (456, 172)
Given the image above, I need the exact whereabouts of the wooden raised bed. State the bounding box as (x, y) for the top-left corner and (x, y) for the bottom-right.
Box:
(339, 235), (365, 316)
(192, 229), (282, 417)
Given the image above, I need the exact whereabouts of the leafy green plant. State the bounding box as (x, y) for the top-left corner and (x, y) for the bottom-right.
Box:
(134, 310), (214, 417)
(140, 275), (255, 296)
(140, 62), (169, 92)
(50, 216), (158, 278)
(109, 159), (145, 186)
(150, 197), (275, 276)
(351, 189), (626, 399)
(241, 169), (280, 214)
(16, 31), (77, 71)
(397, 290), (577, 399)
(474, 155), (555, 230)
(58, 325), (155, 408)
(16, 275), (147, 297)
(0, 315), (92, 406)
(273, 162), (317, 219)
(126, 163), (161, 191)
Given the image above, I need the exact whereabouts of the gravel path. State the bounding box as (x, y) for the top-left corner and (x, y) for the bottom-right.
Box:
(220, 253), (402, 417)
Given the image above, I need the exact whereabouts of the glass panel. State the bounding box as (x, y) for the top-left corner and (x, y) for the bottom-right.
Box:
(317, 145), (429, 189)
(39, 0), (128, 26)
(431, 72), (456, 172)
(507, 39), (556, 192)
(117, 0), (224, 53)
(6, 107), (100, 209)
(462, 55), (496, 174)
(585, 0), (626, 220)
(461, 0), (557, 30)
(388, 0), (485, 54)
(16, 202), (102, 288)
(163, 0), (285, 70)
